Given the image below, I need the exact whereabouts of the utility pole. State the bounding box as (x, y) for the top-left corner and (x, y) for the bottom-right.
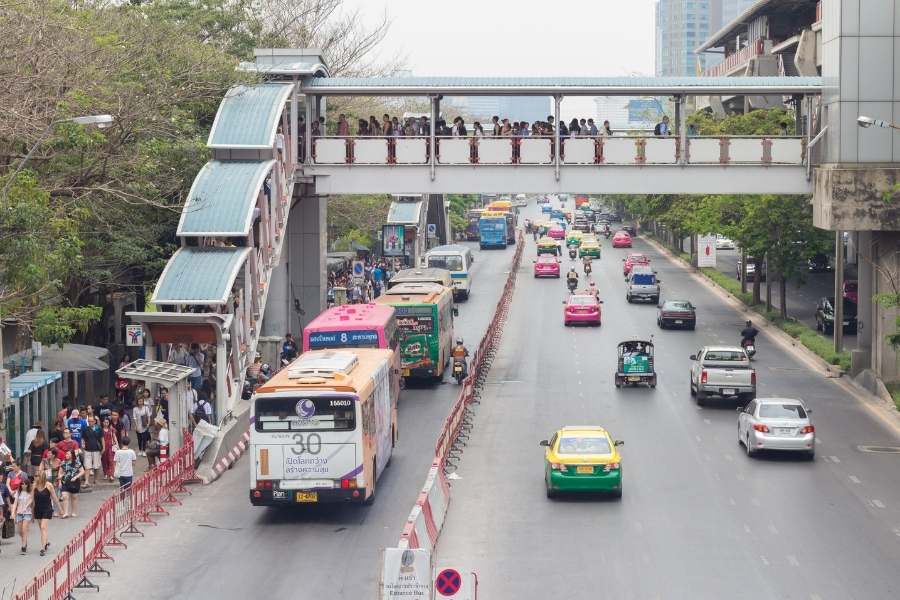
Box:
(833, 230), (844, 352)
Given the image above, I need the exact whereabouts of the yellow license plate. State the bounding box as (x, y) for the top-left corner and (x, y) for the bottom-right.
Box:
(628, 376), (641, 382)
(296, 492), (318, 503)
(402, 369), (410, 377)
(576, 466), (593, 474)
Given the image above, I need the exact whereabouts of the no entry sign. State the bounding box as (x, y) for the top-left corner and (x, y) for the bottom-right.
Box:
(434, 567), (476, 598)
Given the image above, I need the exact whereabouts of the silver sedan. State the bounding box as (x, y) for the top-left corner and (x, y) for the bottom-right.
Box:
(737, 397), (815, 459)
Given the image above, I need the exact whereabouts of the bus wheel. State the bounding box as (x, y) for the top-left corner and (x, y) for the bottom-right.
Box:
(364, 459), (376, 505)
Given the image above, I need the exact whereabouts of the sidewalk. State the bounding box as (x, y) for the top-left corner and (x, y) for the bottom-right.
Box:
(0, 457), (153, 597)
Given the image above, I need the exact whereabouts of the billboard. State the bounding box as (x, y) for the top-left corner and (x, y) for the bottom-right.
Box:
(382, 224), (405, 256)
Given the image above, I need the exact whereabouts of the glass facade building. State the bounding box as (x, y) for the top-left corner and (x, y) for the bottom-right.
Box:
(655, 0), (722, 76)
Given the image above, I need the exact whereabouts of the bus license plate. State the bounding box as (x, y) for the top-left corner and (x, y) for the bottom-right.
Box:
(296, 492), (318, 503)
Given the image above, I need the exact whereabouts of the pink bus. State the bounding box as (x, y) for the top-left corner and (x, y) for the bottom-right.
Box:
(302, 304), (399, 352)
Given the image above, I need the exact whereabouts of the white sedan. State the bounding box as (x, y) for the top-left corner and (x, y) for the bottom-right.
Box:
(715, 236), (735, 250)
(738, 398), (815, 459)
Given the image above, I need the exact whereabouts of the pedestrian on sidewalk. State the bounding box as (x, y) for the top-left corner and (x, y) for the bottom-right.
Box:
(146, 422), (162, 468)
(157, 418), (170, 463)
(6, 461), (28, 496)
(101, 418), (117, 482)
(81, 416), (102, 487)
(133, 396), (152, 457)
(23, 422), (41, 474)
(27, 430), (48, 479)
(59, 450), (85, 518)
(32, 470), (61, 557)
(114, 438), (136, 491)
(11, 478), (33, 554)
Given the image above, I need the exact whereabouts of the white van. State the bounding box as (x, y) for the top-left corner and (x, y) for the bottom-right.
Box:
(424, 244), (474, 300)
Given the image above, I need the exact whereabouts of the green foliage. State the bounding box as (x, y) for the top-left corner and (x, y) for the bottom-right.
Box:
(884, 383), (900, 412)
(327, 195), (391, 251)
(331, 228), (372, 252)
(33, 306), (103, 347)
(688, 107), (796, 136)
(701, 267), (755, 306)
(447, 194), (479, 236)
(873, 292), (900, 348)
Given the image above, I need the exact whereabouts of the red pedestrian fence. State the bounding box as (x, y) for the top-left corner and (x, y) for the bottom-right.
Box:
(399, 230), (524, 551)
(15, 431), (196, 600)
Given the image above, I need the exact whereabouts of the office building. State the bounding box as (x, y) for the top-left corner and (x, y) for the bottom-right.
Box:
(655, 0), (723, 76)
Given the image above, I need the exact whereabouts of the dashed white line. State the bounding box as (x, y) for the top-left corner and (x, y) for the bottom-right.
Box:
(872, 499), (886, 509)
(728, 497), (737, 506)
(743, 523), (752, 534)
(892, 527), (900, 538)
(750, 497), (761, 507)
(810, 594), (824, 600)
(849, 475), (861, 484)
(828, 455), (841, 463)
(724, 453), (734, 462)
(695, 435), (702, 442)
(787, 554), (800, 567)
(703, 418), (712, 425)
(768, 523), (779, 535)
(815, 438), (822, 445)
(760, 555), (770, 566)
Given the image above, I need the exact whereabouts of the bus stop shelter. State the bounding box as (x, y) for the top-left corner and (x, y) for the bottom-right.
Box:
(6, 371), (63, 457)
(115, 359), (194, 452)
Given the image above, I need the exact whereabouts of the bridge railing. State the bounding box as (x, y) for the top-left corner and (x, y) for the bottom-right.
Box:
(309, 135), (806, 166)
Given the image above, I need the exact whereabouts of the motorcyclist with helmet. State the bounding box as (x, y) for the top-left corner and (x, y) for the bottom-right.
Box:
(566, 267), (579, 292)
(451, 338), (469, 380)
(740, 320), (759, 356)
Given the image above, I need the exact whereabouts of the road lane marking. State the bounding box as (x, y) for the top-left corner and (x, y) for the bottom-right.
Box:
(787, 555), (800, 567)
(724, 453), (734, 461)
(751, 497), (761, 506)
(828, 455), (841, 463)
(892, 527), (900, 537)
(849, 475), (861, 484)
(736, 472), (746, 481)
(810, 594), (824, 600)
(703, 418), (712, 425)
(872, 499), (886, 509)
(743, 523), (752, 534)
(634, 521), (644, 534)
(695, 435), (702, 443)
(767, 523), (779, 535)
(760, 555), (770, 566)
(815, 438), (822, 445)
(729, 497), (737, 506)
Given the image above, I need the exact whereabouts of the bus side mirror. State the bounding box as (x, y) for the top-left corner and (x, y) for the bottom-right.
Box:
(539, 440), (550, 447)
(689, 354), (697, 361)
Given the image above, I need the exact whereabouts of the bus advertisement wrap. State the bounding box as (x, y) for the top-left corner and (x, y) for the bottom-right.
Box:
(308, 330), (380, 349)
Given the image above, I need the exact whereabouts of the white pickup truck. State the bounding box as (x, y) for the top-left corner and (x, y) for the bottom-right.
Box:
(689, 346), (756, 406)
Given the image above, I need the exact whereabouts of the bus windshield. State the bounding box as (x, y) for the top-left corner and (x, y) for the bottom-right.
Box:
(428, 255), (463, 271)
(254, 396), (356, 432)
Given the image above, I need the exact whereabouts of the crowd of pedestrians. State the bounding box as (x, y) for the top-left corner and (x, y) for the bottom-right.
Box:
(327, 257), (397, 308)
(0, 389), (172, 555)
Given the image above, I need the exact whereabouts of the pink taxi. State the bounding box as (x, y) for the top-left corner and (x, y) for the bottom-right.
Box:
(563, 293), (603, 326)
(533, 255), (561, 278)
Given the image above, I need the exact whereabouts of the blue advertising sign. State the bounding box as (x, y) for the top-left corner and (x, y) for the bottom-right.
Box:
(307, 330), (380, 349)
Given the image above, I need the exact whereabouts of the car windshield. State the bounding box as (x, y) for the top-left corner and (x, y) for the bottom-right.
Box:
(665, 302), (692, 310)
(569, 296), (596, 306)
(557, 436), (611, 455)
(759, 403), (808, 419)
(427, 255), (463, 271)
(628, 255), (647, 262)
(704, 350), (746, 361)
(538, 257), (556, 264)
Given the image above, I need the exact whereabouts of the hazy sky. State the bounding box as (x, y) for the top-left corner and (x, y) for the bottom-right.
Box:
(342, 0), (656, 77)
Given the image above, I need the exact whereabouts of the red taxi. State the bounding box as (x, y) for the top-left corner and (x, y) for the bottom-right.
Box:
(563, 293), (602, 326)
(533, 255), (561, 278)
(548, 225), (566, 240)
(612, 231), (632, 248)
(623, 253), (650, 276)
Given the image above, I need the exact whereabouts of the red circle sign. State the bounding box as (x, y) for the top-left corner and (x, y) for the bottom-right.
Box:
(435, 568), (462, 596)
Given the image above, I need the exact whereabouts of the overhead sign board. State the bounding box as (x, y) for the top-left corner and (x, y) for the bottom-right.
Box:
(381, 547), (432, 600)
(698, 235), (717, 268)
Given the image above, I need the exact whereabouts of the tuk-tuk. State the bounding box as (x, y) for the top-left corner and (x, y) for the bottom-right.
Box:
(566, 230), (583, 248)
(537, 236), (560, 256)
(614, 339), (657, 388)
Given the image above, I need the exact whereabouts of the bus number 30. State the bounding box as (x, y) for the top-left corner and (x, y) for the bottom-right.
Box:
(290, 433), (322, 455)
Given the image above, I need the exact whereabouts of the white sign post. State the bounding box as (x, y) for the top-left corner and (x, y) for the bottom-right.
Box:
(381, 548), (432, 600)
(352, 260), (365, 284)
(125, 324), (144, 347)
(698, 235), (717, 268)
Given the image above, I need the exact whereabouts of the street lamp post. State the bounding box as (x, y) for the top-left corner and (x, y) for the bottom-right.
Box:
(857, 115), (900, 131)
(0, 114), (114, 209)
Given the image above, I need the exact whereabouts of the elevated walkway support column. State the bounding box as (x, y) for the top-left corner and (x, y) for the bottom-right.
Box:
(290, 190), (327, 333)
(851, 231), (873, 376)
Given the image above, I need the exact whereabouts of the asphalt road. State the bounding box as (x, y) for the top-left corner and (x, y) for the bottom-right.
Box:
(89, 239), (517, 599)
(435, 207), (900, 600)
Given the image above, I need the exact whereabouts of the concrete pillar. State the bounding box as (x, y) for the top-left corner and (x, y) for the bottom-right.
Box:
(851, 231), (873, 375)
(288, 193), (327, 334)
(871, 232), (900, 382)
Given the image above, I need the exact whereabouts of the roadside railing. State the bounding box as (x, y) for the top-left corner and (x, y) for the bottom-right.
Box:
(15, 432), (195, 600)
(310, 135), (806, 166)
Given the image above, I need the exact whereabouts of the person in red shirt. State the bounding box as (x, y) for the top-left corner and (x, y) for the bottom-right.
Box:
(54, 428), (80, 462)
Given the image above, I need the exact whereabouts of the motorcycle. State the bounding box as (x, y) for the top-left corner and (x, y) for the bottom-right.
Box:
(452, 359), (466, 384)
(741, 338), (757, 358)
(567, 277), (578, 293)
(568, 248), (577, 260)
(583, 262), (592, 276)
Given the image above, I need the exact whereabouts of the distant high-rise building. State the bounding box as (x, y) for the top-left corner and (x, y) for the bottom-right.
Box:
(721, 0), (756, 25)
(445, 96), (549, 124)
(655, 0), (723, 76)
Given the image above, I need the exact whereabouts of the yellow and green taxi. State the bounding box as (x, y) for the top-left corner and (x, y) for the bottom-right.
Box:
(579, 238), (602, 258)
(566, 229), (583, 247)
(540, 426), (623, 498)
(536, 236), (560, 256)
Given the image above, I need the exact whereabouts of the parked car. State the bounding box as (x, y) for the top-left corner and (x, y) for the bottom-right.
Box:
(842, 280), (858, 303)
(808, 253), (832, 272)
(657, 300), (696, 330)
(625, 266), (660, 304)
(715, 235), (735, 250)
(689, 346), (756, 405)
(815, 296), (858, 334)
(737, 398), (815, 459)
(736, 256), (766, 282)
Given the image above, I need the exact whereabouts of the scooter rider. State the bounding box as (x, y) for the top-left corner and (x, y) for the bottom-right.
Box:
(740, 320), (759, 346)
(582, 255), (592, 275)
(451, 338), (469, 377)
(566, 267), (579, 290)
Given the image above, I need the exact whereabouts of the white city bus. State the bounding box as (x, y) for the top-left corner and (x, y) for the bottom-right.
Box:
(424, 244), (474, 300)
(249, 349), (399, 506)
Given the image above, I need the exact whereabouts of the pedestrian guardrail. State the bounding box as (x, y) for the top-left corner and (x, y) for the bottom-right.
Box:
(14, 432), (195, 600)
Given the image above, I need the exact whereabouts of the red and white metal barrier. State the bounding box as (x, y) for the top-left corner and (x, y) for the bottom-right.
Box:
(399, 230), (525, 554)
(15, 432), (195, 600)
